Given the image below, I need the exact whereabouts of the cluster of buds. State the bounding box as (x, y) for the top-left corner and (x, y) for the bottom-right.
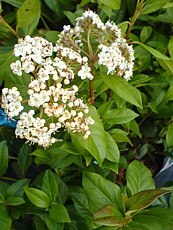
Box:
(58, 10), (134, 80)
(1, 10), (135, 148)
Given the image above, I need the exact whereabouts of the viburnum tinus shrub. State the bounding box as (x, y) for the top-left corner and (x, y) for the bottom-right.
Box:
(0, 2), (173, 229)
(1, 10), (134, 148)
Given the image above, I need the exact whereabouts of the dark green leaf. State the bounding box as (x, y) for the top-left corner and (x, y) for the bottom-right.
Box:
(2, 0), (24, 7)
(0, 141), (8, 176)
(132, 207), (173, 229)
(42, 170), (59, 202)
(17, 0), (41, 36)
(83, 172), (123, 213)
(140, 26), (152, 43)
(45, 215), (64, 230)
(7, 178), (29, 197)
(6, 196), (25, 206)
(101, 72), (142, 108)
(24, 187), (51, 209)
(0, 205), (12, 230)
(71, 106), (107, 165)
(49, 203), (71, 223)
(105, 132), (119, 163)
(166, 123), (173, 148)
(141, 0), (169, 14)
(103, 108), (139, 125)
(126, 160), (155, 196)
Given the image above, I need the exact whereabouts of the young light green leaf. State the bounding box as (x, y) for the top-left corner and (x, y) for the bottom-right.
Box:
(166, 123), (173, 148)
(49, 203), (71, 223)
(126, 160), (155, 196)
(70, 106), (107, 165)
(17, 0), (41, 36)
(0, 141), (8, 176)
(94, 205), (131, 227)
(24, 187), (51, 209)
(99, 0), (121, 10)
(102, 108), (139, 125)
(0, 205), (12, 229)
(141, 0), (169, 14)
(83, 172), (123, 213)
(101, 72), (142, 108)
(125, 189), (171, 213)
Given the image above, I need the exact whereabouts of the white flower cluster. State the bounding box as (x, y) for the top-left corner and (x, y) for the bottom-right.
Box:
(1, 87), (24, 118)
(10, 35), (53, 76)
(58, 10), (134, 80)
(5, 34), (95, 148)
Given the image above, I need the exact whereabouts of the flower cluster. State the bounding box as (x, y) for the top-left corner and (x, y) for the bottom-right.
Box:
(58, 10), (134, 80)
(1, 10), (135, 148)
(1, 87), (24, 118)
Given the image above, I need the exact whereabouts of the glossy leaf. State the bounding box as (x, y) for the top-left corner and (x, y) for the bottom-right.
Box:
(105, 132), (119, 163)
(141, 0), (169, 14)
(124, 189), (171, 213)
(94, 205), (131, 227)
(7, 178), (29, 197)
(0, 205), (12, 229)
(6, 196), (25, 206)
(49, 203), (71, 223)
(17, 0), (41, 36)
(126, 160), (155, 196)
(71, 106), (107, 165)
(132, 207), (173, 229)
(103, 108), (139, 125)
(166, 123), (173, 148)
(42, 170), (59, 202)
(0, 141), (8, 176)
(24, 187), (51, 209)
(99, 0), (121, 10)
(101, 72), (142, 108)
(83, 172), (123, 213)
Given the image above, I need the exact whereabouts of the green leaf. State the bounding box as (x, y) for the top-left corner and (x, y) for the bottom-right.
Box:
(2, 0), (24, 7)
(109, 129), (132, 144)
(136, 42), (173, 74)
(103, 108), (139, 125)
(0, 141), (8, 176)
(105, 132), (119, 163)
(83, 172), (123, 213)
(168, 36), (173, 59)
(70, 106), (107, 165)
(164, 85), (173, 101)
(132, 207), (173, 229)
(126, 160), (155, 196)
(0, 205), (12, 230)
(17, 0), (41, 36)
(45, 215), (64, 230)
(42, 170), (59, 202)
(34, 215), (47, 230)
(49, 203), (71, 223)
(64, 11), (77, 25)
(71, 191), (92, 219)
(101, 72), (142, 108)
(98, 0), (121, 10)
(141, 0), (169, 14)
(24, 187), (51, 209)
(166, 123), (173, 148)
(94, 205), (131, 227)
(7, 178), (29, 197)
(140, 26), (152, 43)
(125, 189), (171, 213)
(0, 194), (5, 204)
(6, 196), (25, 206)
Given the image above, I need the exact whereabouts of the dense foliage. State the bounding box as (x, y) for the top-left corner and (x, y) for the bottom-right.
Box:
(1, 0), (173, 229)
